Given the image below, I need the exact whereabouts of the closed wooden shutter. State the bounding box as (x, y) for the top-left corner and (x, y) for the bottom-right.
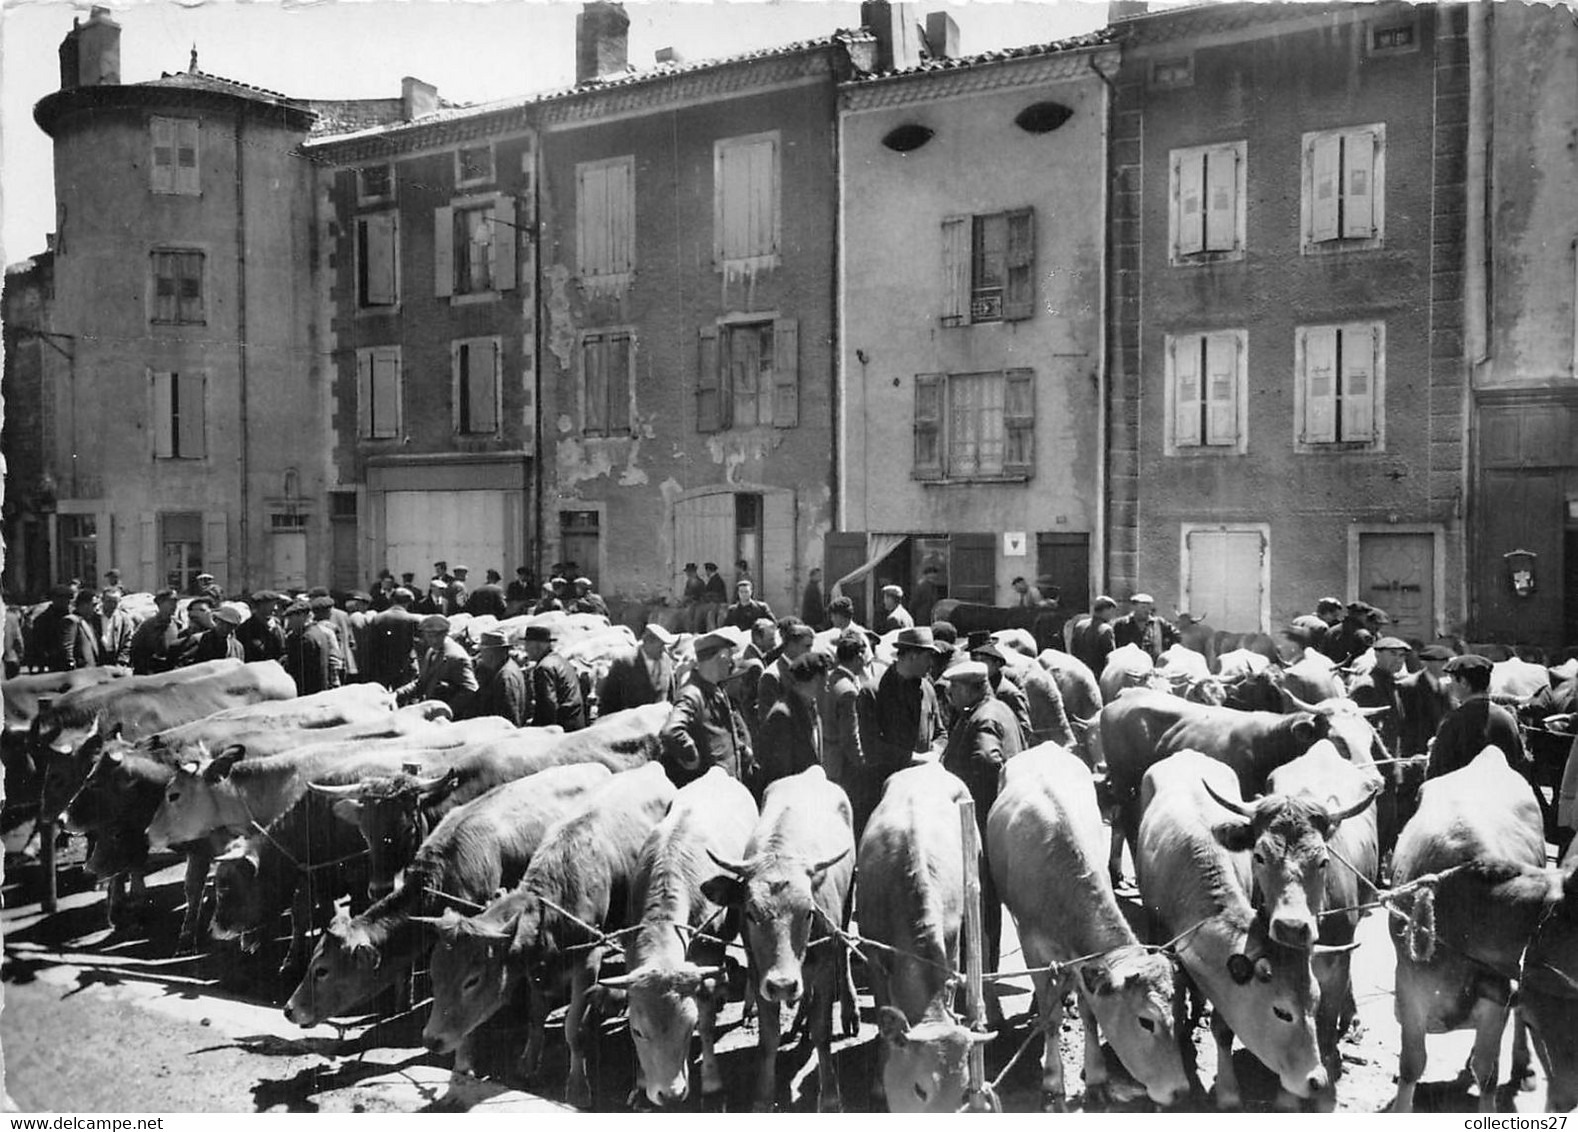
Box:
(178, 373), (207, 458)
(1204, 146), (1238, 252)
(433, 206), (454, 297)
(1204, 334), (1238, 447)
(950, 533), (998, 605)
(139, 512), (158, 590)
(373, 350), (401, 438)
(609, 334), (632, 434)
(772, 317), (799, 428)
(1303, 326), (1338, 443)
(493, 196), (516, 290)
(749, 136), (777, 258)
(940, 216), (970, 326)
(914, 373), (943, 477)
(1342, 130), (1376, 239)
(1003, 208), (1036, 321)
(1176, 150), (1205, 256)
(1003, 368), (1035, 475)
(362, 213), (397, 305)
(577, 163), (604, 276)
(1341, 323), (1377, 442)
(175, 120), (200, 195)
(1171, 337), (1202, 447)
(583, 335), (607, 434)
(203, 512), (229, 594)
(1310, 134), (1341, 242)
(356, 352), (373, 438)
(612, 159), (634, 272)
(697, 325), (722, 432)
(151, 118), (175, 193)
(151, 371), (175, 457)
(472, 341), (499, 434)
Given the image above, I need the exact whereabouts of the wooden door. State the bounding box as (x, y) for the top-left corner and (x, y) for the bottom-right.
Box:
(1358, 533), (1434, 644)
(1036, 532), (1089, 612)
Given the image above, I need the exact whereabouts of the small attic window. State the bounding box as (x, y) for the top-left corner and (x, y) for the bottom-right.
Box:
(1014, 101), (1073, 135)
(882, 124), (935, 153)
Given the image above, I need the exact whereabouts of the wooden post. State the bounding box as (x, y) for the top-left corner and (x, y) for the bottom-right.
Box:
(39, 818), (58, 914)
(959, 799), (993, 1111)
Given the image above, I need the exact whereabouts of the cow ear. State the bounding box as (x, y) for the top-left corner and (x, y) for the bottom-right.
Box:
(1290, 717), (1319, 744)
(204, 746), (246, 783)
(354, 943), (381, 971)
(1079, 963), (1114, 998)
(330, 799), (363, 826)
(1211, 820), (1256, 854)
(877, 1005), (910, 1049)
(700, 875), (742, 909)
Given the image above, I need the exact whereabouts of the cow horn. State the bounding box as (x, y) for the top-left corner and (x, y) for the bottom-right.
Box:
(1311, 941), (1361, 956)
(420, 701), (453, 722)
(808, 848), (852, 876)
(1325, 782), (1382, 826)
(1282, 690), (1322, 715)
(1355, 705), (1390, 719)
(1201, 779), (1253, 819)
(706, 849), (750, 877)
(306, 780), (365, 798)
(411, 770), (454, 795)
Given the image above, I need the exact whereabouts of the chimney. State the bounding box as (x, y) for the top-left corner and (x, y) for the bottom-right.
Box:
(860, 0), (922, 73)
(924, 11), (960, 60)
(655, 46), (684, 65)
(1106, 1), (1150, 22)
(402, 76), (438, 121)
(576, 2), (630, 85)
(59, 6), (120, 91)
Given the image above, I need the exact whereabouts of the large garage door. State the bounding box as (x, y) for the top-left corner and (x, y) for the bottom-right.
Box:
(385, 490), (508, 582)
(1184, 526), (1266, 632)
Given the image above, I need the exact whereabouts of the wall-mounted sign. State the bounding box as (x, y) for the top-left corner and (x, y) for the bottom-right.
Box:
(1003, 531), (1026, 557)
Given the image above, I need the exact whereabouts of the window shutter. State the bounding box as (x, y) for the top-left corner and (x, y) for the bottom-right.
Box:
(1204, 147), (1238, 252)
(470, 341), (500, 434)
(202, 512), (229, 594)
(1310, 135), (1341, 242)
(750, 137), (777, 257)
(576, 164), (599, 276)
(614, 159), (634, 273)
(433, 206), (454, 297)
(1204, 333), (1238, 447)
(914, 373), (944, 476)
(609, 335), (632, 435)
(1340, 323), (1377, 442)
(940, 216), (970, 326)
(697, 325), (722, 432)
(373, 350), (401, 438)
(175, 120), (200, 195)
(451, 342), (464, 433)
(1004, 368), (1036, 474)
(1303, 326), (1338, 443)
(1341, 131), (1376, 239)
(139, 512), (158, 590)
(178, 373), (207, 458)
(179, 252), (204, 324)
(493, 196), (516, 290)
(1177, 150), (1206, 256)
(1003, 209), (1036, 322)
(356, 351), (373, 438)
(772, 318), (799, 428)
(151, 118), (174, 193)
(583, 335), (607, 434)
(152, 371), (175, 457)
(1171, 337), (1202, 447)
(363, 214), (397, 305)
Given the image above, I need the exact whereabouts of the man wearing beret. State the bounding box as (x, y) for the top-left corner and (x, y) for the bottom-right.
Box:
(396, 615), (477, 714)
(598, 623), (678, 716)
(939, 658), (1021, 1019)
(521, 625), (586, 732)
(1427, 654), (1528, 781)
(659, 630), (754, 788)
(1111, 593), (1179, 662)
(237, 591), (286, 664)
(1348, 637), (1413, 757)
(467, 629), (530, 727)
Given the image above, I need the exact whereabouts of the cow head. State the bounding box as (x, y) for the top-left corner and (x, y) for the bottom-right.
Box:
(877, 1003), (993, 1113)
(1075, 946), (1191, 1107)
(145, 743), (246, 850)
(210, 837), (265, 946)
(84, 819), (151, 881)
(65, 738), (158, 834)
(1182, 677), (1228, 707)
(598, 961), (726, 1106)
(312, 771), (452, 901)
(417, 907), (513, 1057)
(1205, 780), (1379, 949)
(283, 913), (384, 1028)
(1221, 671), (1286, 714)
(36, 716), (108, 821)
(702, 846), (851, 1007)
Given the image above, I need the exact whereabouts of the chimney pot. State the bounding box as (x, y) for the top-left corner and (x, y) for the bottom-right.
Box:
(655, 46), (684, 65)
(924, 11), (960, 60)
(860, 0), (921, 73)
(576, 2), (630, 85)
(401, 76), (438, 121)
(59, 5), (120, 90)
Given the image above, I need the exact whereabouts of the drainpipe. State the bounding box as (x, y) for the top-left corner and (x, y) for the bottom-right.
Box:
(235, 110), (251, 591)
(1090, 51), (1119, 600)
(1463, 4), (1491, 635)
(531, 136), (545, 587)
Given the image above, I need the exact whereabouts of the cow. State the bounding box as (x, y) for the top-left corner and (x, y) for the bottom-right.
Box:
(855, 761), (991, 1113)
(1387, 745), (1547, 1113)
(419, 762), (677, 1097)
(3, 665), (130, 735)
(597, 767), (758, 1108)
(987, 743), (1190, 1111)
(1263, 742), (1382, 1108)
(1099, 690), (1328, 887)
(1100, 644), (1164, 705)
(1036, 649), (1103, 767)
(1492, 657), (1552, 703)
(145, 683), (398, 754)
(1214, 650), (1285, 715)
(1278, 653), (1345, 709)
(1135, 751), (1327, 1109)
(283, 762), (613, 1028)
(144, 715), (516, 851)
(319, 702), (668, 899)
(701, 766), (855, 1112)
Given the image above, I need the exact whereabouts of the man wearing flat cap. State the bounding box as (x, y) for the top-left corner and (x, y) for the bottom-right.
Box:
(660, 630), (754, 788)
(1427, 654), (1528, 781)
(1348, 637), (1413, 758)
(1321, 602), (1381, 666)
(396, 615), (477, 714)
(569, 577), (610, 619)
(939, 657), (1021, 1016)
(466, 629), (530, 727)
(188, 603), (248, 663)
(345, 591), (375, 679)
(366, 587), (423, 691)
(307, 594), (347, 688)
(876, 584), (914, 636)
(521, 625), (586, 732)
(27, 583), (77, 673)
(971, 640), (1038, 749)
(598, 623), (678, 716)
(872, 627), (946, 785)
(1399, 644), (1456, 758)
(755, 619), (815, 733)
(282, 599), (330, 695)
(129, 589), (183, 675)
(1112, 593), (1179, 662)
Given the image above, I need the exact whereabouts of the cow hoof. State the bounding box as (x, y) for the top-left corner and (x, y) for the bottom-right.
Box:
(565, 1077), (593, 1109)
(1211, 1092), (1243, 1113)
(841, 1004), (860, 1038)
(1042, 1091), (1071, 1113)
(701, 1090), (728, 1113)
(818, 1095), (844, 1114)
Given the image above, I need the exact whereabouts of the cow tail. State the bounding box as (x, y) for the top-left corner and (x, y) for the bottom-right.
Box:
(1406, 886), (1436, 964)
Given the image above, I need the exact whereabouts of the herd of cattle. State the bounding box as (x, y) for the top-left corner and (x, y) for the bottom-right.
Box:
(5, 620), (1578, 1114)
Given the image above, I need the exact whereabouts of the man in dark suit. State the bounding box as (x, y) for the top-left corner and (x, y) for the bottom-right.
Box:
(365, 587), (422, 691)
(128, 589), (182, 675)
(660, 630), (753, 787)
(1111, 592), (1179, 662)
(1399, 644), (1455, 757)
(722, 580), (773, 632)
(522, 624), (586, 732)
(65, 590), (102, 670)
(756, 651), (829, 795)
(282, 599), (334, 695)
(872, 626), (946, 782)
(824, 630), (881, 836)
(396, 614), (477, 714)
(465, 572), (509, 619)
(1348, 636), (1412, 758)
(1427, 653), (1527, 781)
(468, 629), (530, 726)
(598, 623), (678, 716)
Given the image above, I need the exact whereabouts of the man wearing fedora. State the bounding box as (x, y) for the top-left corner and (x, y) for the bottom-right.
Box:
(598, 623), (678, 715)
(396, 614), (477, 714)
(1111, 592), (1178, 662)
(468, 629), (530, 727)
(521, 625), (586, 732)
(872, 626), (946, 783)
(660, 630), (754, 787)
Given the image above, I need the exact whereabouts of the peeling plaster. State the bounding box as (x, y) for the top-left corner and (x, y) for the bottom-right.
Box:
(545, 263), (576, 372)
(556, 415), (653, 489)
(704, 430), (785, 484)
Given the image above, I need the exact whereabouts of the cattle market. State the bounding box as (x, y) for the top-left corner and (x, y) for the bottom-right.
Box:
(3, 586), (1577, 1114)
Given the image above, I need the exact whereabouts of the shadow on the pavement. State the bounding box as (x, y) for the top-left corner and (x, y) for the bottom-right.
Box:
(250, 1050), (434, 1113)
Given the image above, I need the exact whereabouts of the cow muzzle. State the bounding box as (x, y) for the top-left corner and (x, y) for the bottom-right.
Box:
(1269, 915), (1317, 950)
(760, 972), (803, 1006)
(422, 1029), (454, 1055)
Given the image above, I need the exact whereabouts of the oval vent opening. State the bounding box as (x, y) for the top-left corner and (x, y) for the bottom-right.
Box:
(882, 123), (935, 153)
(1014, 101), (1073, 134)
